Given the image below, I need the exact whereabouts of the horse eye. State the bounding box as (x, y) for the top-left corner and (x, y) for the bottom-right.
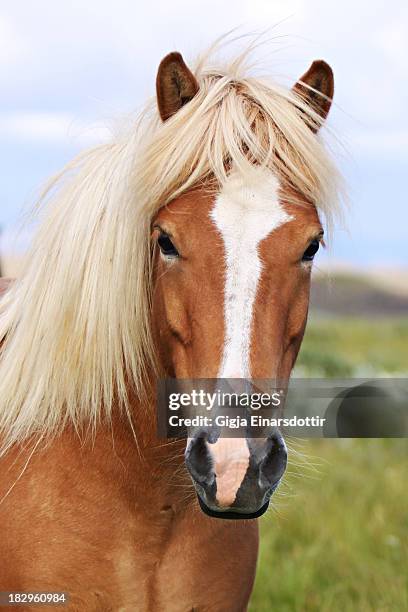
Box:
(302, 239), (320, 262)
(157, 233), (179, 258)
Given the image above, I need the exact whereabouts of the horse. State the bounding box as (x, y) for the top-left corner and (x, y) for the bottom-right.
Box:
(0, 44), (341, 610)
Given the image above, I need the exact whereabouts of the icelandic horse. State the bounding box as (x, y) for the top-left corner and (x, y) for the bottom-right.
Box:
(0, 45), (340, 610)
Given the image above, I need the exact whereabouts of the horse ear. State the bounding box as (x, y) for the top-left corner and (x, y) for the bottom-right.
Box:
(156, 52), (199, 121)
(292, 60), (334, 131)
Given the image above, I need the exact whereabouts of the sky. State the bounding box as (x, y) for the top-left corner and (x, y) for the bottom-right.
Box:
(0, 0), (407, 268)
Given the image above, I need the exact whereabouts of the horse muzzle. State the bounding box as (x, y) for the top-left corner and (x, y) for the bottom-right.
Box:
(185, 431), (287, 520)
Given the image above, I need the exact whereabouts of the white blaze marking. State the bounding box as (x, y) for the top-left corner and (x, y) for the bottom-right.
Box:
(207, 169), (293, 508)
(211, 169), (293, 379)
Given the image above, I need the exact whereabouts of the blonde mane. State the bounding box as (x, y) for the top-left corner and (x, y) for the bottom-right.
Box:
(0, 44), (342, 453)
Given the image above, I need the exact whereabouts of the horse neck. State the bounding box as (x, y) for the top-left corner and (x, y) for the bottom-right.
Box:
(52, 382), (188, 513)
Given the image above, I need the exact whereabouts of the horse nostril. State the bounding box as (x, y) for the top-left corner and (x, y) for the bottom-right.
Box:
(259, 434), (288, 489)
(185, 436), (215, 487)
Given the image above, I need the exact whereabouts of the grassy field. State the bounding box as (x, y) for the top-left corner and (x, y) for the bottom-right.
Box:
(295, 317), (408, 377)
(250, 317), (408, 611)
(250, 439), (407, 611)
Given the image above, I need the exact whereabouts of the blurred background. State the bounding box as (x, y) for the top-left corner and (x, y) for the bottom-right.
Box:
(0, 1), (406, 610)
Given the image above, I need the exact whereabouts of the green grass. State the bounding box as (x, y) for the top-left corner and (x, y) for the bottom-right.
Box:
(296, 317), (408, 376)
(250, 439), (408, 612)
(250, 318), (408, 610)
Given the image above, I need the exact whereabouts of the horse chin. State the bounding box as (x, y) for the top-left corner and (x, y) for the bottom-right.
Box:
(196, 494), (269, 520)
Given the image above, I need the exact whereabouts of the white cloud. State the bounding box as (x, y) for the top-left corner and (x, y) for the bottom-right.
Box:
(0, 112), (112, 146)
(349, 129), (408, 158)
(375, 15), (408, 76)
(0, 13), (27, 68)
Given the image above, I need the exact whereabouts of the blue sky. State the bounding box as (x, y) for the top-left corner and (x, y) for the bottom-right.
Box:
(0, 0), (407, 267)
